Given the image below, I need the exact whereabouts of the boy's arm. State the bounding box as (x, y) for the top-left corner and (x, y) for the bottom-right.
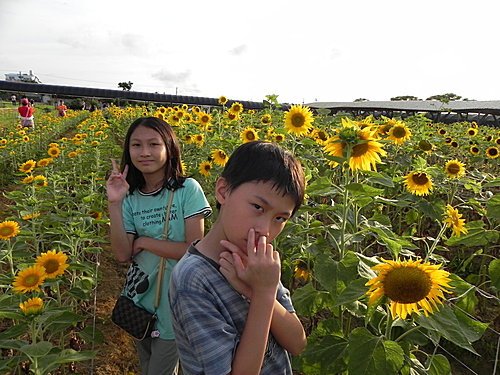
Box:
(228, 230), (280, 375)
(220, 246), (307, 356)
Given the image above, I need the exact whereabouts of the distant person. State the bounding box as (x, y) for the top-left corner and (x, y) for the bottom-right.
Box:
(18, 98), (35, 129)
(30, 98), (35, 107)
(57, 100), (68, 117)
(11, 94), (17, 105)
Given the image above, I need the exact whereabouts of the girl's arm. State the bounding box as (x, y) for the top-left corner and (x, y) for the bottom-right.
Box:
(107, 162), (133, 262)
(132, 214), (205, 260)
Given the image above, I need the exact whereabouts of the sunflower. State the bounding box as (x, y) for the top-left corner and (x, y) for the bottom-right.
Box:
(366, 259), (452, 319)
(283, 105), (314, 136)
(293, 260), (311, 283)
(486, 146), (499, 159)
(21, 175), (34, 184)
(404, 171), (433, 196)
(387, 123), (411, 145)
(218, 96), (228, 105)
(450, 141), (458, 148)
(496, 137), (500, 146)
(467, 128), (478, 136)
(12, 265), (47, 293)
(261, 114), (272, 125)
(444, 159), (465, 179)
(89, 211), (103, 220)
(0, 220), (20, 240)
(37, 158), (53, 168)
(443, 204), (468, 237)
(311, 129), (329, 144)
(229, 102), (244, 115)
(199, 161), (212, 177)
(324, 127), (387, 172)
(47, 146), (61, 158)
(33, 175), (48, 188)
(438, 128), (446, 136)
(274, 134), (285, 143)
(67, 151), (78, 158)
(19, 160), (37, 174)
(22, 135), (30, 143)
(470, 145), (480, 155)
(225, 111), (239, 122)
(418, 139), (433, 153)
(193, 134), (205, 147)
(35, 250), (69, 279)
(198, 112), (212, 127)
(22, 212), (41, 221)
(19, 297), (44, 315)
(241, 127), (259, 143)
(211, 149), (228, 167)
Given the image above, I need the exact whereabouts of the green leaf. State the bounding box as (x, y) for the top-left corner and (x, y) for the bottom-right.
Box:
(36, 349), (96, 374)
(306, 176), (339, 196)
(0, 322), (29, 340)
(347, 328), (404, 375)
(299, 334), (348, 374)
(19, 341), (53, 357)
(292, 283), (334, 316)
(445, 222), (499, 247)
(346, 183), (385, 197)
(486, 193), (500, 220)
(415, 305), (484, 354)
(427, 354), (451, 375)
(334, 278), (369, 307)
(489, 259), (500, 290)
(364, 171), (395, 187)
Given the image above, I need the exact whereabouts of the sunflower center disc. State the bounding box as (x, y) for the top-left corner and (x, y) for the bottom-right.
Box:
(383, 267), (432, 304)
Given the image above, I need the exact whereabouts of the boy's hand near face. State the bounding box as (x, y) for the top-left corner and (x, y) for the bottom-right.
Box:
(219, 228), (280, 299)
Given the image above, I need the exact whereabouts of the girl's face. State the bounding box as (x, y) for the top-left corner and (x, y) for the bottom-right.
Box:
(216, 179), (294, 251)
(129, 125), (168, 178)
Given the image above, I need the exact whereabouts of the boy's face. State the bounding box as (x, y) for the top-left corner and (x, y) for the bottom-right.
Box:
(216, 179), (295, 251)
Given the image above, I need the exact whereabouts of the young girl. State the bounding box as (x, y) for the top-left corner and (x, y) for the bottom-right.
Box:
(106, 117), (212, 375)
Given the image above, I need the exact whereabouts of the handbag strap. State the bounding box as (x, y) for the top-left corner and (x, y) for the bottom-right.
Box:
(153, 190), (175, 309)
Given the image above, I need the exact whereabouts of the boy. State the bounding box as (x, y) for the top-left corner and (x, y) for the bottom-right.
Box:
(169, 141), (307, 375)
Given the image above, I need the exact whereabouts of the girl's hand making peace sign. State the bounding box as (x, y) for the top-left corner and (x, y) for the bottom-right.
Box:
(106, 159), (130, 204)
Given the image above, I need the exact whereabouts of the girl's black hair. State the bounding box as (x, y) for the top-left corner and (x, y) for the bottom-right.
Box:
(121, 117), (185, 193)
(219, 141), (305, 216)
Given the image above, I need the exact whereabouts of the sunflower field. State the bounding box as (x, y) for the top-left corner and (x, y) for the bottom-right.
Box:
(0, 97), (499, 375)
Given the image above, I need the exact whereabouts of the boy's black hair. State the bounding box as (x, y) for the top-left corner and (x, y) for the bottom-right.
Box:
(121, 117), (185, 193)
(218, 141), (305, 216)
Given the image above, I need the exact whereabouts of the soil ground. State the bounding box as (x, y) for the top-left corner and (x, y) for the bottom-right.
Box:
(90, 248), (141, 375)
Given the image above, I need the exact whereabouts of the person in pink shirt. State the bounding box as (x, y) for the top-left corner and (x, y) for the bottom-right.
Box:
(18, 98), (35, 128)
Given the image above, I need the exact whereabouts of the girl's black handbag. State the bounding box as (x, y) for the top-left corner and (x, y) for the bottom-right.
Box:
(111, 296), (157, 340)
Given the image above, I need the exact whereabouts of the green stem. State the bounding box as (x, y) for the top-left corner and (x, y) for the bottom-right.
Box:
(395, 325), (421, 342)
(385, 308), (393, 339)
(425, 223), (447, 262)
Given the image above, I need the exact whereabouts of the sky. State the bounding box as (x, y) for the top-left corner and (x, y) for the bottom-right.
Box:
(1, 0), (499, 105)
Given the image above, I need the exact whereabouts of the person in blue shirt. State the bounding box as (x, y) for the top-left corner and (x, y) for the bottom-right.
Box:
(107, 116), (211, 375)
(169, 140), (307, 375)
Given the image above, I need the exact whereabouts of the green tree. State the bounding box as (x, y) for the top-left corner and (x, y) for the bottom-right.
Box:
(426, 93), (462, 103)
(118, 81), (133, 91)
(390, 95), (420, 101)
